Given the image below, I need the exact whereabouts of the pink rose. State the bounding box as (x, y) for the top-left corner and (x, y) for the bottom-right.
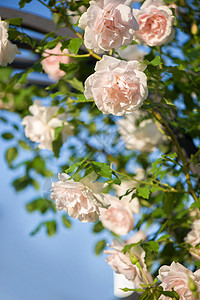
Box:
(99, 194), (134, 236)
(51, 173), (110, 223)
(104, 239), (152, 288)
(78, 0), (139, 54)
(84, 55), (148, 116)
(41, 43), (70, 81)
(158, 262), (200, 300)
(133, 0), (175, 46)
(185, 220), (200, 260)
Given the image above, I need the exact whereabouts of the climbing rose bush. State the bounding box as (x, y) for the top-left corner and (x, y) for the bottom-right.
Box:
(158, 262), (200, 300)
(22, 100), (73, 151)
(84, 55), (148, 116)
(78, 0), (139, 54)
(99, 194), (134, 236)
(133, 0), (175, 46)
(41, 43), (70, 81)
(0, 17), (20, 66)
(51, 173), (110, 223)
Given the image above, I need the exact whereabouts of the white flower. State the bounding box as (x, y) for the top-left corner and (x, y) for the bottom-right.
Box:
(118, 45), (147, 61)
(133, 0), (175, 47)
(22, 100), (73, 150)
(51, 172), (110, 223)
(104, 239), (152, 288)
(0, 17), (20, 66)
(158, 262), (200, 300)
(185, 220), (200, 260)
(117, 111), (163, 152)
(84, 56), (148, 116)
(78, 0), (139, 54)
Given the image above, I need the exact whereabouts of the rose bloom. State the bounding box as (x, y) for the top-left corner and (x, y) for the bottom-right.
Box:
(84, 55), (148, 116)
(78, 0), (139, 54)
(41, 43), (70, 81)
(118, 45), (147, 62)
(0, 17), (20, 66)
(113, 230), (147, 298)
(185, 220), (200, 260)
(133, 0), (175, 46)
(104, 239), (152, 288)
(51, 173), (110, 223)
(158, 262), (200, 300)
(99, 194), (134, 236)
(22, 100), (73, 151)
(117, 111), (163, 152)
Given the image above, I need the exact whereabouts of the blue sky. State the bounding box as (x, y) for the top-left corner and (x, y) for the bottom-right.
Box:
(0, 1), (117, 299)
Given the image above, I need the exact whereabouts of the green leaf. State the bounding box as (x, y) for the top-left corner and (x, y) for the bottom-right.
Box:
(31, 179), (40, 190)
(194, 261), (200, 268)
(150, 55), (162, 66)
(30, 220), (57, 236)
(91, 162), (112, 179)
(137, 187), (150, 199)
(67, 78), (84, 92)
(95, 239), (106, 256)
(145, 241), (159, 253)
(62, 215), (72, 228)
(68, 38), (83, 54)
(6, 18), (22, 26)
(122, 240), (143, 253)
(60, 62), (79, 79)
(13, 176), (30, 191)
(157, 234), (171, 242)
(190, 199), (200, 210)
(161, 97), (176, 108)
(19, 0), (32, 8)
(52, 133), (62, 158)
(1, 132), (14, 140)
(26, 198), (55, 214)
(46, 220), (57, 236)
(167, 152), (178, 159)
(6, 147), (18, 165)
(93, 221), (104, 233)
(19, 140), (31, 150)
(65, 158), (88, 174)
